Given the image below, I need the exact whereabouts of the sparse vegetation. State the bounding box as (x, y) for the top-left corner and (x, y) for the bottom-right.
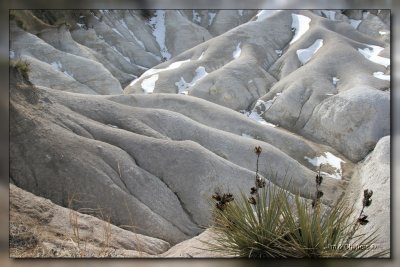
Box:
(140, 10), (154, 21)
(207, 146), (389, 258)
(12, 59), (31, 80)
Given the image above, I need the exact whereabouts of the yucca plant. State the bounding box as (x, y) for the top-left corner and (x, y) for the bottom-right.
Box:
(206, 146), (389, 258)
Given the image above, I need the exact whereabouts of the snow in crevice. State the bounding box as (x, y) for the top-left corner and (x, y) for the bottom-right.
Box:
(373, 72), (390, 81)
(175, 66), (208, 94)
(243, 95), (281, 127)
(349, 19), (362, 29)
(148, 10), (171, 60)
(50, 61), (74, 79)
(296, 39), (323, 65)
(63, 71), (74, 78)
(50, 61), (63, 71)
(112, 28), (124, 37)
(321, 10), (336, 20)
(143, 59), (191, 78)
(241, 133), (254, 139)
(304, 152), (345, 179)
(10, 50), (15, 59)
(198, 51), (205, 60)
(192, 10), (201, 23)
(141, 74), (159, 94)
(362, 11), (370, 19)
(233, 42), (242, 59)
(275, 50), (282, 57)
(243, 109), (277, 127)
(208, 12), (216, 26)
(129, 58), (191, 86)
(107, 124), (119, 129)
(332, 77), (339, 85)
(358, 44), (390, 67)
(379, 30), (389, 35)
(290, 14), (311, 45)
(255, 10), (280, 22)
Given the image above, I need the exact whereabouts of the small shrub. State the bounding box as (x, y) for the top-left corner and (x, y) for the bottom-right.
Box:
(13, 59), (31, 79)
(208, 146), (388, 258)
(140, 10), (154, 21)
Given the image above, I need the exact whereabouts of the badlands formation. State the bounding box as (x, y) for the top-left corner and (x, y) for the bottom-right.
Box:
(9, 9), (390, 257)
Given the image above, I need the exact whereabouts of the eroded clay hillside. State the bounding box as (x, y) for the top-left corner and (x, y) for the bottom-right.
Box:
(9, 9), (390, 257)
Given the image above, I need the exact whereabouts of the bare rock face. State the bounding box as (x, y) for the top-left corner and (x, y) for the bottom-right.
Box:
(344, 136), (390, 257)
(9, 9), (390, 257)
(9, 184), (170, 257)
(303, 86), (390, 162)
(160, 228), (230, 257)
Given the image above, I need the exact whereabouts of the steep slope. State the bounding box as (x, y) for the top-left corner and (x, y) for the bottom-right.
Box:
(10, 184), (170, 257)
(124, 10), (390, 162)
(9, 9), (390, 255)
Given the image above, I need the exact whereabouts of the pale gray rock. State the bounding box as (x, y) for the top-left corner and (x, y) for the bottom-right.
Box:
(344, 136), (390, 257)
(125, 10), (292, 111)
(105, 93), (353, 179)
(10, 22), (122, 94)
(303, 87), (390, 162)
(37, 24), (136, 86)
(161, 228), (231, 257)
(358, 12), (390, 43)
(208, 10), (258, 36)
(9, 9), (390, 257)
(165, 10), (213, 57)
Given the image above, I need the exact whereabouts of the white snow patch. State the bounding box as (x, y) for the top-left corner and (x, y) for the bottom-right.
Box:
(77, 23), (85, 28)
(304, 152), (345, 179)
(233, 42), (242, 59)
(63, 71), (74, 78)
(373, 72), (390, 81)
(241, 133), (254, 139)
(290, 14), (311, 44)
(296, 39), (323, 65)
(208, 12), (216, 26)
(379, 30), (389, 35)
(50, 61), (62, 71)
(141, 74), (159, 94)
(321, 10), (336, 20)
(244, 98), (279, 127)
(358, 44), (390, 67)
(255, 10), (280, 21)
(275, 50), (282, 57)
(148, 10), (171, 60)
(9, 50), (15, 59)
(142, 59), (191, 78)
(192, 10), (201, 23)
(238, 10), (243, 16)
(332, 77), (339, 85)
(362, 11), (370, 19)
(112, 28), (124, 37)
(349, 19), (362, 29)
(175, 66), (208, 94)
(198, 51), (205, 60)
(107, 124), (119, 128)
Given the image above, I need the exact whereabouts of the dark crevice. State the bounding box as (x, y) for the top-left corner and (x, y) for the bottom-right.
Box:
(294, 90), (313, 128)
